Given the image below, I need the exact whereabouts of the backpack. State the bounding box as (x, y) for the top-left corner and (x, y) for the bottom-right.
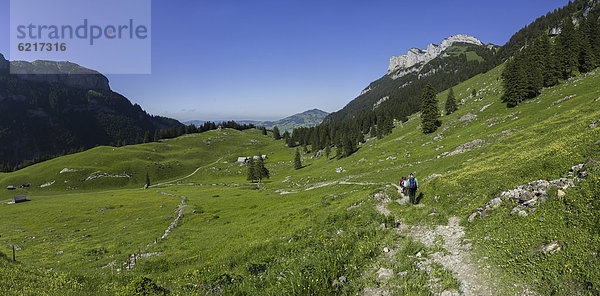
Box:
(408, 177), (416, 189)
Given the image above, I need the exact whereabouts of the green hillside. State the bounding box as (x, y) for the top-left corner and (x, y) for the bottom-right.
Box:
(1, 57), (600, 294)
(256, 109), (329, 132)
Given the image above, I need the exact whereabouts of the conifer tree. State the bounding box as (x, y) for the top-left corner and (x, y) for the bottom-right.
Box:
(420, 83), (441, 134)
(342, 135), (356, 157)
(557, 18), (579, 78)
(255, 156), (270, 182)
(294, 149), (302, 169)
(324, 145), (331, 159)
(154, 130), (160, 142)
(143, 131), (151, 143)
(282, 131), (290, 144)
(445, 87), (457, 115)
(273, 126), (281, 140)
(381, 112), (394, 136)
(246, 158), (256, 182)
(576, 19), (597, 73)
(370, 125), (377, 139)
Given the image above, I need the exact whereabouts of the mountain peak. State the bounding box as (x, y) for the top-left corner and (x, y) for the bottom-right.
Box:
(387, 34), (484, 75)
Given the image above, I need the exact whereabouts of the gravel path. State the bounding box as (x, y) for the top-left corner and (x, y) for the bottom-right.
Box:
(364, 184), (504, 296)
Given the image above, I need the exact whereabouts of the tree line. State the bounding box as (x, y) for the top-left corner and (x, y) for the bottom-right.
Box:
(502, 9), (600, 107)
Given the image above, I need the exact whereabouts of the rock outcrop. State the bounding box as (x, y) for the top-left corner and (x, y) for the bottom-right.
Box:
(469, 160), (595, 222)
(9, 60), (110, 91)
(388, 34), (484, 75)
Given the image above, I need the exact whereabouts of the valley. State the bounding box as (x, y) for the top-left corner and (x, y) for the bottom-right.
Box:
(1, 56), (599, 294)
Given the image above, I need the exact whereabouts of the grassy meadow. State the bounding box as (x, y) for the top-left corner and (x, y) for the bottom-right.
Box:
(1, 62), (600, 294)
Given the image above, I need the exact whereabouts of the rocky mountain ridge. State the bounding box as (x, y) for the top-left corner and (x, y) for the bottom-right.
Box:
(0, 54), (110, 91)
(0, 53), (179, 168)
(387, 34), (485, 76)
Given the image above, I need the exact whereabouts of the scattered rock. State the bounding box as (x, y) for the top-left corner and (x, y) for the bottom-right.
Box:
(383, 247), (390, 253)
(587, 119), (600, 129)
(541, 241), (561, 254)
(376, 268), (394, 281)
(488, 197), (502, 207)
(469, 162), (588, 221)
(441, 290), (460, 296)
(424, 173), (442, 181)
(480, 103), (492, 112)
(55, 250), (64, 255)
(416, 251), (422, 258)
(550, 94), (576, 106)
(595, 97), (600, 102)
(335, 167), (346, 173)
(467, 212), (479, 223)
(458, 112), (477, 122)
(446, 139), (484, 156)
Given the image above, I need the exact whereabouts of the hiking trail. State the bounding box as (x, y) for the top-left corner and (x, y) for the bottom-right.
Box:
(363, 183), (536, 296)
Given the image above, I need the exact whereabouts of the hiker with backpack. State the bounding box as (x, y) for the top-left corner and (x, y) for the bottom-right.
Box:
(406, 173), (419, 204)
(398, 176), (406, 194)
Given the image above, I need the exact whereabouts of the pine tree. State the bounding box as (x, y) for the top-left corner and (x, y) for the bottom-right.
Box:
(282, 131), (290, 144)
(342, 135), (356, 157)
(246, 158), (256, 182)
(420, 83), (441, 134)
(540, 34), (559, 87)
(324, 145), (331, 159)
(381, 112), (394, 136)
(370, 125), (377, 139)
(255, 156), (270, 182)
(154, 130), (160, 142)
(557, 18), (579, 78)
(588, 10), (600, 63)
(444, 87), (457, 115)
(294, 149), (302, 169)
(273, 126), (281, 140)
(143, 131), (151, 143)
(261, 127), (267, 136)
(577, 18), (597, 73)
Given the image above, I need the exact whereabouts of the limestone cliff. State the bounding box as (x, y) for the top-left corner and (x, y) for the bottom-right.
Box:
(387, 34), (484, 75)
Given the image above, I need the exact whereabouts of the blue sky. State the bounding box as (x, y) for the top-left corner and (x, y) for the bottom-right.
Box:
(0, 0), (569, 122)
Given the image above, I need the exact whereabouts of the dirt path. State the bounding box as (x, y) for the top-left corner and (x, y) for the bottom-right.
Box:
(409, 217), (495, 295)
(278, 180), (386, 195)
(364, 184), (513, 296)
(148, 158), (223, 188)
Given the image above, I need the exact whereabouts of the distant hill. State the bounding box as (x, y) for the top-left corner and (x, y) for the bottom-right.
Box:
(255, 109), (328, 132)
(0, 54), (180, 169)
(184, 119), (258, 126)
(185, 109), (329, 132)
